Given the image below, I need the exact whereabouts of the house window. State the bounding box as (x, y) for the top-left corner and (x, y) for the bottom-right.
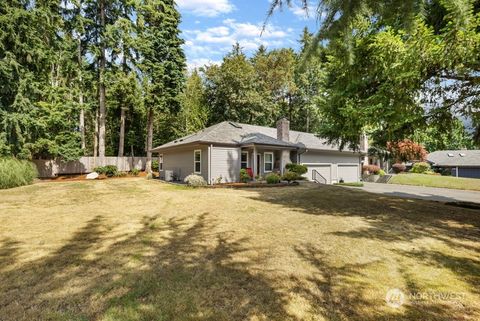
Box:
(159, 154), (163, 171)
(194, 150), (201, 174)
(241, 151), (249, 169)
(264, 152), (273, 172)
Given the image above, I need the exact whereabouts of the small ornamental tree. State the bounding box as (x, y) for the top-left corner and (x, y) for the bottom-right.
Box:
(386, 140), (427, 163)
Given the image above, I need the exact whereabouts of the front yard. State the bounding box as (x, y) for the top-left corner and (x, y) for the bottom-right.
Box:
(389, 173), (480, 191)
(0, 179), (479, 321)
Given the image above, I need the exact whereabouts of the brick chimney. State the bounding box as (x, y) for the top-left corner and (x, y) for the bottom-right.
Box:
(276, 118), (290, 142)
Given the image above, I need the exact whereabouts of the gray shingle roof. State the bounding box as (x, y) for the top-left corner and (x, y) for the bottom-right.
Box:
(428, 150), (480, 167)
(152, 121), (354, 152)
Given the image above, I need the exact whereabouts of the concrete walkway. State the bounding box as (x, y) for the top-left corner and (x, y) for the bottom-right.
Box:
(355, 182), (480, 204)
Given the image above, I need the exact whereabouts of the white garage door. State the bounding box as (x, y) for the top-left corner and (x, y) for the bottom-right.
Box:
(211, 147), (240, 183)
(337, 164), (359, 183)
(303, 164), (331, 184)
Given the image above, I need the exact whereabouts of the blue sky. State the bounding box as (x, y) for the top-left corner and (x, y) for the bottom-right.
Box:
(177, 0), (319, 69)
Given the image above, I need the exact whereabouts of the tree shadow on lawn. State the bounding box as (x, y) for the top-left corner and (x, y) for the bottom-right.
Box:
(246, 185), (480, 249)
(291, 244), (470, 321)
(245, 185), (480, 319)
(0, 213), (294, 321)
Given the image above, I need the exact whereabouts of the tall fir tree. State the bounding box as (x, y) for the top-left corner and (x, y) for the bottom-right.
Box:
(137, 0), (185, 173)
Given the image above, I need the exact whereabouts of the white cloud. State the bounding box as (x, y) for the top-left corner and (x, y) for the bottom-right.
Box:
(183, 19), (297, 72)
(187, 58), (221, 71)
(289, 2), (317, 20)
(177, 0), (234, 17)
(186, 19), (290, 50)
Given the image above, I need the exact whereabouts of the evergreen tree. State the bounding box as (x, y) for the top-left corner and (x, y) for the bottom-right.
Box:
(137, 0), (185, 173)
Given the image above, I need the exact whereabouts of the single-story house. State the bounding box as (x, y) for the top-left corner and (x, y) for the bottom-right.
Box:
(151, 119), (366, 184)
(428, 150), (480, 179)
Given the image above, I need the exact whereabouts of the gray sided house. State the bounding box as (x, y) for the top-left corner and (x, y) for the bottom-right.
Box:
(428, 150), (480, 179)
(151, 119), (365, 184)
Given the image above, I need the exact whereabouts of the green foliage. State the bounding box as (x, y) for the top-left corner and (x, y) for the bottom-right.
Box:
(285, 163), (307, 175)
(0, 158), (37, 189)
(177, 70), (209, 135)
(378, 169), (386, 177)
(115, 171), (128, 177)
(0, 0), (185, 161)
(413, 118), (476, 152)
(282, 171), (300, 182)
(239, 169), (251, 183)
(266, 173), (281, 184)
(94, 165), (118, 177)
(152, 160), (159, 172)
(270, 1), (480, 149)
(130, 168), (140, 176)
(410, 162), (431, 174)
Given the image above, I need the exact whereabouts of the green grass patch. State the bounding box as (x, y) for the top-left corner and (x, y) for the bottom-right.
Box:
(389, 173), (480, 191)
(0, 158), (38, 189)
(334, 182), (364, 187)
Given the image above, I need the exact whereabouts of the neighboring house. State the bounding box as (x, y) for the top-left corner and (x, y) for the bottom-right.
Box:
(428, 150), (480, 179)
(151, 119), (365, 184)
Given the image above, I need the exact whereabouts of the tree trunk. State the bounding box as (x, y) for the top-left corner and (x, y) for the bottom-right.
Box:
(145, 107), (154, 174)
(118, 108), (125, 156)
(94, 109), (99, 162)
(118, 38), (127, 157)
(98, 0), (106, 158)
(78, 36), (86, 152)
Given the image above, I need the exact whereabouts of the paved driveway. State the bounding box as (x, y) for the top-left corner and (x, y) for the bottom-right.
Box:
(356, 182), (480, 204)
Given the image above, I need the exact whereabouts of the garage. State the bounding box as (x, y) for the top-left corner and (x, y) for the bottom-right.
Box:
(337, 164), (360, 183)
(303, 164), (332, 184)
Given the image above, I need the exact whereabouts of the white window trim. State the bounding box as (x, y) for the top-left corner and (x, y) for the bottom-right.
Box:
(264, 152), (274, 172)
(241, 151), (249, 169)
(194, 149), (201, 174)
(159, 154), (164, 171)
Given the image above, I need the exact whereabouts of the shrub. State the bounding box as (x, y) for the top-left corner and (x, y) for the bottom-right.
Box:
(363, 164), (381, 175)
(0, 158), (37, 189)
(240, 169), (250, 183)
(94, 165), (118, 177)
(285, 163), (307, 175)
(282, 171), (300, 183)
(184, 174), (207, 186)
(392, 163), (406, 173)
(105, 165), (118, 177)
(410, 162), (431, 174)
(266, 172), (281, 184)
(115, 171), (127, 177)
(378, 169), (386, 176)
(130, 168), (140, 176)
(152, 160), (159, 172)
(386, 139), (427, 162)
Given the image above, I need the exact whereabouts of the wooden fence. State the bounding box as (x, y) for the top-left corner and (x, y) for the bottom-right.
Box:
(33, 156), (147, 178)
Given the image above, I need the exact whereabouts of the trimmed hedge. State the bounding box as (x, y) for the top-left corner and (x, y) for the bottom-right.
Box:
(266, 172), (281, 184)
(0, 158), (37, 189)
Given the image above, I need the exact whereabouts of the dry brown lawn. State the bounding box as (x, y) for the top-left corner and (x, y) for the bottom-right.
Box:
(0, 178), (479, 321)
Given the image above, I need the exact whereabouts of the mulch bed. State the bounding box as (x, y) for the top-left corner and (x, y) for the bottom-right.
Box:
(209, 182), (294, 188)
(39, 172), (149, 182)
